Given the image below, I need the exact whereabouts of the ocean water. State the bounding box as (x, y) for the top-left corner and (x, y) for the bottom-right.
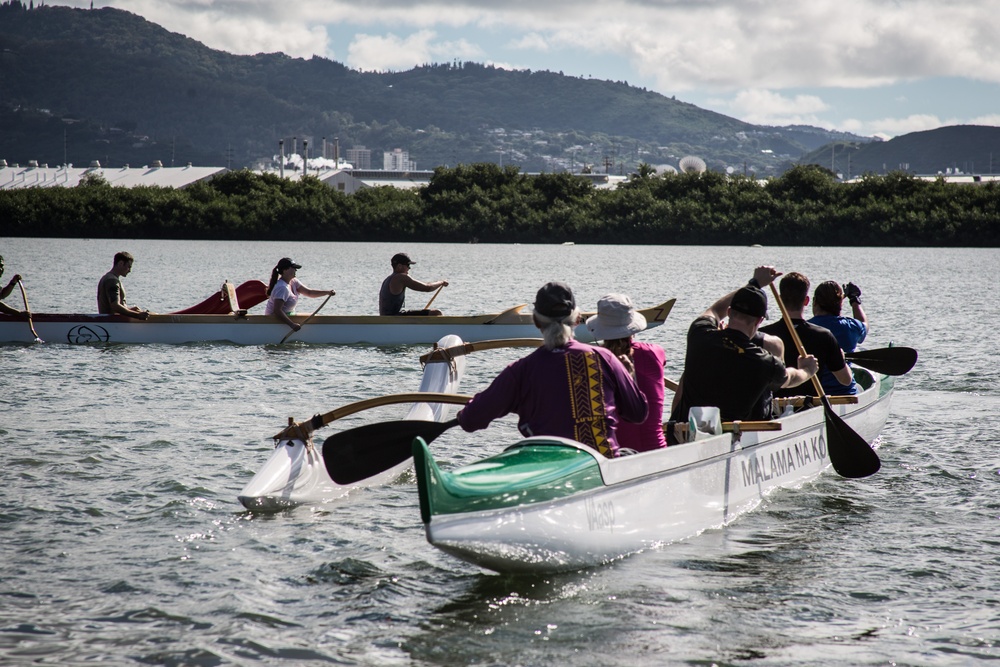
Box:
(1, 238), (997, 666)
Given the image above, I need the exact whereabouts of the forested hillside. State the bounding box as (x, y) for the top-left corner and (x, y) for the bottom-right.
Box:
(0, 2), (867, 174)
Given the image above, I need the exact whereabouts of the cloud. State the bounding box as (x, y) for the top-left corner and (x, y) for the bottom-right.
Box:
(712, 89), (831, 127)
(79, 1), (1000, 89)
(346, 30), (484, 71)
(507, 33), (550, 52)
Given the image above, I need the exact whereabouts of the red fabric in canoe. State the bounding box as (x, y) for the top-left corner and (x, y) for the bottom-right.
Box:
(171, 280), (268, 314)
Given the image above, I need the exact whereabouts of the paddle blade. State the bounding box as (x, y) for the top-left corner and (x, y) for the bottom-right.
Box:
(323, 419), (459, 485)
(846, 346), (918, 376)
(822, 397), (881, 478)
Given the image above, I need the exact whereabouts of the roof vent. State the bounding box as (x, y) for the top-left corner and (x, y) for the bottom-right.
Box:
(0, 159), (7, 168)
(89, 160), (101, 169)
(28, 159), (39, 168)
(151, 159), (163, 168)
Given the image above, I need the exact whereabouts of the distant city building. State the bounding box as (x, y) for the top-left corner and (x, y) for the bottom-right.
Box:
(0, 160), (226, 189)
(345, 145), (372, 170)
(383, 148), (416, 171)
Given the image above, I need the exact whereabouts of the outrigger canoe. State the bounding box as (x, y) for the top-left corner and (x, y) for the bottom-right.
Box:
(0, 284), (675, 346)
(412, 366), (896, 574)
(237, 334), (468, 510)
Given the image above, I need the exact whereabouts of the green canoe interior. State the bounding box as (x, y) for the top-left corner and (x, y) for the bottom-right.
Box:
(414, 440), (604, 521)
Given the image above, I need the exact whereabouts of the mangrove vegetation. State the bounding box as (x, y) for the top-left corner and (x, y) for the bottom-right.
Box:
(1, 164), (997, 246)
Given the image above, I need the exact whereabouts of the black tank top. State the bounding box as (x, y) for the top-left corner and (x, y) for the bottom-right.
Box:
(379, 274), (405, 315)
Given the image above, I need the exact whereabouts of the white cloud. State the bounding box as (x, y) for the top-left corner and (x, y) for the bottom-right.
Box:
(507, 33), (550, 52)
(712, 89), (831, 127)
(346, 30), (484, 71)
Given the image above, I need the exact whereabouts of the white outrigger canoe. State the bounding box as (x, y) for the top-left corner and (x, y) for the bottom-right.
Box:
(237, 334), (468, 510)
(412, 366), (895, 574)
(0, 300), (675, 346)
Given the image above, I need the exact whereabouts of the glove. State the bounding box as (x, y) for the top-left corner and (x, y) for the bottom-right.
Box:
(843, 282), (862, 305)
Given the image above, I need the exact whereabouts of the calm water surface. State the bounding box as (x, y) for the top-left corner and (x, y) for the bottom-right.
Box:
(1, 238), (998, 666)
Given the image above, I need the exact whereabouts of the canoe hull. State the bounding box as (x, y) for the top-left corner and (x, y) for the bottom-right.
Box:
(419, 371), (893, 574)
(237, 334), (467, 510)
(0, 299), (673, 345)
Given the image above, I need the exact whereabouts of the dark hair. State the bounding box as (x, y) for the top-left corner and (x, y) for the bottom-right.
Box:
(113, 251), (134, 266)
(603, 337), (633, 358)
(779, 272), (810, 310)
(814, 281), (844, 315)
(266, 267), (279, 296)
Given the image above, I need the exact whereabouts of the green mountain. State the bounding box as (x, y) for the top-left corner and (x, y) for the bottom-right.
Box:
(800, 125), (1000, 177)
(0, 2), (873, 173)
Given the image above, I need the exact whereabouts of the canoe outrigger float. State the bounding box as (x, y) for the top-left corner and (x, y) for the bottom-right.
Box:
(0, 279), (675, 346)
(412, 365), (896, 574)
(238, 334), (470, 510)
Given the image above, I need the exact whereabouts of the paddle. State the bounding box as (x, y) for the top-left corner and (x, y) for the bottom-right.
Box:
(271, 391), (472, 441)
(845, 346), (917, 376)
(17, 279), (43, 343)
(769, 283), (880, 478)
(323, 418), (460, 485)
(423, 284), (445, 311)
(279, 292), (333, 344)
(420, 338), (543, 365)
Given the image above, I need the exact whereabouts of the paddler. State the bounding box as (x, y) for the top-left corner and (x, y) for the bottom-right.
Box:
(0, 255), (26, 316)
(455, 281), (648, 459)
(97, 251), (150, 319)
(378, 252), (449, 316)
(264, 257), (336, 333)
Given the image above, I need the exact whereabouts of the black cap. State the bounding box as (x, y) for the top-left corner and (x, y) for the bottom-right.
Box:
(276, 257), (301, 271)
(534, 281), (576, 318)
(730, 285), (768, 318)
(391, 252), (414, 267)
(729, 285), (767, 317)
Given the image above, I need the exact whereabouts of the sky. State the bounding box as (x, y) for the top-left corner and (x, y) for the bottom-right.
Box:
(58, 0), (1000, 139)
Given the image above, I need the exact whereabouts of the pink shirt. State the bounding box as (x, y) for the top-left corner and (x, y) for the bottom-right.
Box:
(615, 341), (667, 451)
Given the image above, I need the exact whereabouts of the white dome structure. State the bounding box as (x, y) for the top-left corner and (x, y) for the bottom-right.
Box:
(679, 155), (707, 174)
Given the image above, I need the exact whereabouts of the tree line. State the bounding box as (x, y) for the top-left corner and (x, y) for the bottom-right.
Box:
(1, 164), (998, 246)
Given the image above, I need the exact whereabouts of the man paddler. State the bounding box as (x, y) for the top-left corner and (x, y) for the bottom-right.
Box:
(0, 255), (26, 316)
(97, 251), (150, 319)
(668, 266), (818, 440)
(378, 252), (449, 316)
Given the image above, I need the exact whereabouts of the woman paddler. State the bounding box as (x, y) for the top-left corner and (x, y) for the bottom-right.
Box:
(264, 257), (336, 333)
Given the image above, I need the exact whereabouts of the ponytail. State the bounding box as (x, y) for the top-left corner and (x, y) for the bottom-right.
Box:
(266, 266), (280, 296)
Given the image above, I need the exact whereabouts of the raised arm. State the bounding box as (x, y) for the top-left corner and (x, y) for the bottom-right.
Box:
(702, 266), (780, 320)
(844, 282), (868, 333)
(399, 274), (449, 293)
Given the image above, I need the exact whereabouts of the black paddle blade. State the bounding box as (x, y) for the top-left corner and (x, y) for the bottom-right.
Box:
(323, 419), (459, 485)
(822, 396), (881, 478)
(846, 346), (918, 376)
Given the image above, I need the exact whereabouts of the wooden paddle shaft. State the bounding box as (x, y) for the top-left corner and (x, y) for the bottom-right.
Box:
(273, 391), (473, 440)
(279, 292), (333, 344)
(17, 279), (41, 341)
(423, 284), (445, 310)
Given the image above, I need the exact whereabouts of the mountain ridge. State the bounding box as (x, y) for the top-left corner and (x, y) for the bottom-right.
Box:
(9, 2), (988, 177)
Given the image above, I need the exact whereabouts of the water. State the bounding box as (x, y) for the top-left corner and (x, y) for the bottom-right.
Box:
(1, 238), (998, 666)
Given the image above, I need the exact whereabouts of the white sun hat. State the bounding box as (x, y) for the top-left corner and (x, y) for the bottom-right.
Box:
(585, 293), (647, 340)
